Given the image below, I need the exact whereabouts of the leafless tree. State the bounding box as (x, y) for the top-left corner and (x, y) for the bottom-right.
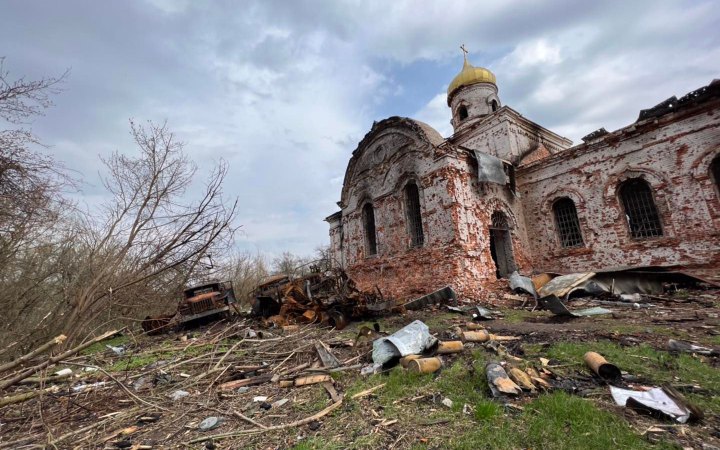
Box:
(59, 121), (238, 342)
(223, 250), (269, 305)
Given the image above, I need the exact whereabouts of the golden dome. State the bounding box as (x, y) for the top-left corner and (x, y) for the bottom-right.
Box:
(447, 58), (496, 100)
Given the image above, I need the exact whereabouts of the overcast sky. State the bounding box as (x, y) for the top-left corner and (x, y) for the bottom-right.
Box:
(2, 0), (719, 258)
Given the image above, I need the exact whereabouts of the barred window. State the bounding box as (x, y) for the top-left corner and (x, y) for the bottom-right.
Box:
(405, 182), (424, 247)
(619, 178), (663, 239)
(363, 203), (377, 256)
(553, 198), (584, 248)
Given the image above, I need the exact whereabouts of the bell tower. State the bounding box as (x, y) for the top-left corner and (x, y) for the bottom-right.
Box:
(448, 45), (501, 133)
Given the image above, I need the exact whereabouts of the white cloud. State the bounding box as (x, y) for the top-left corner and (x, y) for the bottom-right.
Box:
(414, 93), (453, 138)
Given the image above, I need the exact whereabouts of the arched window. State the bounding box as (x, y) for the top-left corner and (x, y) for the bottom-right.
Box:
(362, 203), (377, 255)
(553, 198), (584, 248)
(619, 178), (663, 239)
(711, 155), (720, 195)
(491, 100), (498, 112)
(405, 182), (424, 247)
(458, 105), (468, 121)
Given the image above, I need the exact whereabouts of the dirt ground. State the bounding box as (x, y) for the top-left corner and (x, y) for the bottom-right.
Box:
(1, 286), (719, 450)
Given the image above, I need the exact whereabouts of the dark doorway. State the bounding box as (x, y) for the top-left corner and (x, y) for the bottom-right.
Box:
(489, 211), (517, 278)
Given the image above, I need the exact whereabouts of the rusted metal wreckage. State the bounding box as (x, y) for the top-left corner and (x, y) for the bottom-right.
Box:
(142, 281), (238, 334)
(250, 269), (400, 330)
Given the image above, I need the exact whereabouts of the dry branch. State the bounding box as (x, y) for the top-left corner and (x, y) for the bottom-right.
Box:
(188, 398), (344, 443)
(0, 329), (119, 391)
(0, 334), (66, 374)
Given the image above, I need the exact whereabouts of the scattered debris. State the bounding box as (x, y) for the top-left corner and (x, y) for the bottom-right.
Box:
(251, 270), (391, 330)
(667, 339), (719, 356)
(198, 416), (223, 431)
(436, 341), (464, 354)
(315, 340), (341, 368)
(584, 351), (621, 381)
(372, 320), (437, 365)
(461, 330), (490, 343)
(469, 305), (495, 320)
(610, 386), (701, 423)
(507, 367), (536, 392)
(407, 357), (443, 374)
(509, 271), (537, 298)
(169, 390), (190, 401)
(486, 362), (521, 397)
(441, 397), (453, 408)
(404, 286), (458, 310)
(538, 295), (612, 317)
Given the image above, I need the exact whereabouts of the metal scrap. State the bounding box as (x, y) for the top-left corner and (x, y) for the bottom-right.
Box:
(509, 271), (537, 298)
(537, 295), (611, 317)
(372, 320), (437, 365)
(251, 269), (391, 329)
(486, 362), (521, 397)
(403, 286), (457, 310)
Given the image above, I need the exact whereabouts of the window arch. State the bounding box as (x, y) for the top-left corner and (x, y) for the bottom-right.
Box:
(362, 203), (377, 256)
(458, 105), (468, 121)
(404, 182), (424, 247)
(552, 198), (584, 248)
(491, 99), (498, 112)
(619, 178), (663, 239)
(711, 155), (720, 196)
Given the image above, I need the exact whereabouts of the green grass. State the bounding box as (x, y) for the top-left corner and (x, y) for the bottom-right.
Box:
(108, 352), (169, 371)
(447, 392), (675, 450)
(540, 341), (720, 413)
(421, 312), (458, 330)
(81, 335), (129, 355)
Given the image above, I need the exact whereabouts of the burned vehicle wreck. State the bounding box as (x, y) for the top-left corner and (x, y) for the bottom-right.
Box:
(250, 270), (398, 330)
(141, 281), (237, 334)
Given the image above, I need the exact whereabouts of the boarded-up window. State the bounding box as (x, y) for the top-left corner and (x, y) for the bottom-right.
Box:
(553, 198), (584, 248)
(619, 179), (663, 239)
(363, 203), (377, 256)
(405, 182), (424, 247)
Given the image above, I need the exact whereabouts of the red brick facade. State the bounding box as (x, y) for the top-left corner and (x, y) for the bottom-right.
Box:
(327, 81), (720, 301)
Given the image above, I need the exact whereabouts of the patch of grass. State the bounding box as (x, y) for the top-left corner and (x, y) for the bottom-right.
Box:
(434, 358), (487, 413)
(421, 312), (458, 330)
(522, 392), (674, 449)
(346, 366), (433, 413)
(473, 399), (501, 421)
(544, 340), (720, 413)
(448, 392), (674, 449)
(502, 309), (535, 324)
(293, 385), (330, 413)
(82, 335), (129, 355)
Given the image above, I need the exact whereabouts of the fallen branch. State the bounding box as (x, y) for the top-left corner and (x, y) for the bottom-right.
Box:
(0, 329), (120, 391)
(0, 386), (60, 408)
(187, 398), (344, 443)
(64, 362), (168, 411)
(351, 383), (386, 399)
(0, 335), (66, 374)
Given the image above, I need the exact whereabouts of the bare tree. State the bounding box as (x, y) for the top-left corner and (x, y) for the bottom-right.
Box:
(59, 121), (238, 342)
(223, 250), (269, 305)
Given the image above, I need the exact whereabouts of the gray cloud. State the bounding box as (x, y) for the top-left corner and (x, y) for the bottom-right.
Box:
(1, 0), (718, 258)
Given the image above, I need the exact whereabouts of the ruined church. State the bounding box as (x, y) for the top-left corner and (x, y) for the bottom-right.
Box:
(325, 52), (720, 301)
